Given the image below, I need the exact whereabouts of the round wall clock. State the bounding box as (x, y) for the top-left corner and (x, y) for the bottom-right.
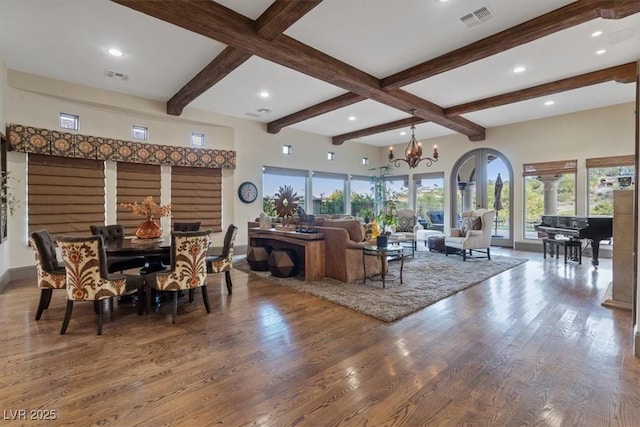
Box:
(238, 181), (258, 203)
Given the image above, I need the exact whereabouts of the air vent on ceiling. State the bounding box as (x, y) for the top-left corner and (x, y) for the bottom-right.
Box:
(105, 70), (129, 81)
(460, 6), (494, 28)
(256, 108), (272, 114)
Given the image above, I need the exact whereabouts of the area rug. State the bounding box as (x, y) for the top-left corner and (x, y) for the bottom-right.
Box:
(235, 250), (527, 322)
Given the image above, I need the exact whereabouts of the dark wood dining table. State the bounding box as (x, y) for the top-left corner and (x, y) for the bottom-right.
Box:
(104, 236), (171, 274)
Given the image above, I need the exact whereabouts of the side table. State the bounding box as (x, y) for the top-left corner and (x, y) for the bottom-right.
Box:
(362, 244), (404, 288)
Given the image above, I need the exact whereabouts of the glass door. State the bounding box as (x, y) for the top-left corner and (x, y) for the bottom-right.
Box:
(450, 148), (513, 247)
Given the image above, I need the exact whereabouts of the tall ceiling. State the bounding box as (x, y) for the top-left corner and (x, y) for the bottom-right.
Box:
(0, 0), (639, 147)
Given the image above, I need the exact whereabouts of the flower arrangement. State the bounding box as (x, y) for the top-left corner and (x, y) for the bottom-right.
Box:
(1, 171), (20, 216)
(119, 196), (171, 219)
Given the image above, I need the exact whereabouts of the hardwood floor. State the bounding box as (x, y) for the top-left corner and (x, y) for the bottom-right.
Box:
(1, 247), (639, 426)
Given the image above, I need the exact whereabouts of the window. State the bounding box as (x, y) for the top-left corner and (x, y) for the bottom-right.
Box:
(523, 160), (577, 239)
(59, 113), (79, 130)
(190, 132), (204, 147)
(263, 166), (307, 216)
(362, 157), (369, 166)
(414, 172), (444, 230)
(312, 171), (347, 215)
(282, 145), (292, 155)
(132, 125), (148, 140)
(116, 162), (161, 236)
(27, 154), (104, 235)
(350, 175), (374, 220)
(384, 175), (409, 210)
(327, 152), (335, 161)
(171, 166), (222, 232)
(586, 155), (635, 215)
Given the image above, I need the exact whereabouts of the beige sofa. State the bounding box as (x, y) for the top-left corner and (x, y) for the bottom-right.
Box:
(314, 219), (384, 283)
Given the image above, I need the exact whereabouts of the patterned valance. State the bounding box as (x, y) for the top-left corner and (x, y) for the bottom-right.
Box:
(6, 124), (236, 169)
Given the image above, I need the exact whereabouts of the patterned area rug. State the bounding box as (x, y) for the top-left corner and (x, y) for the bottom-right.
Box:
(235, 250), (527, 322)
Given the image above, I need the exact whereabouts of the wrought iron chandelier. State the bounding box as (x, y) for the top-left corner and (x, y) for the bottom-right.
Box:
(388, 110), (438, 169)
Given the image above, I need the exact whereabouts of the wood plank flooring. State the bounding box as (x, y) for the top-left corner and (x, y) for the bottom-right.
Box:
(1, 247), (639, 426)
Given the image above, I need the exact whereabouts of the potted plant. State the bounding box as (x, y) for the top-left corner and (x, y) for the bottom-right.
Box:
(360, 208), (372, 224)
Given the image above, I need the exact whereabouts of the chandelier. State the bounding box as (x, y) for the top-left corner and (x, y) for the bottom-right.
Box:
(388, 110), (438, 168)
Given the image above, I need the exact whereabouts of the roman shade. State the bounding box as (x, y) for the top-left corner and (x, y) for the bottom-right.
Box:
(171, 166), (222, 232)
(522, 160), (577, 177)
(28, 154), (104, 236)
(116, 162), (161, 235)
(585, 155), (635, 168)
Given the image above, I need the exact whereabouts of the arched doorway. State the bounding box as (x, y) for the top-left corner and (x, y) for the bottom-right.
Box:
(450, 148), (514, 248)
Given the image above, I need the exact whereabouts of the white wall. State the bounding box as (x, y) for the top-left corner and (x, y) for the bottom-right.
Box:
(0, 58), (8, 281)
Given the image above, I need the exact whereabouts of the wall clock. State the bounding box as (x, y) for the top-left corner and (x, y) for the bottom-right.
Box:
(238, 181), (258, 203)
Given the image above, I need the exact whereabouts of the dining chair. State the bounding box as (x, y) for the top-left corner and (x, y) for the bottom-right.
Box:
(90, 224), (147, 273)
(56, 235), (146, 335)
(161, 221), (202, 265)
(29, 230), (67, 320)
(146, 230), (211, 324)
(206, 224), (238, 295)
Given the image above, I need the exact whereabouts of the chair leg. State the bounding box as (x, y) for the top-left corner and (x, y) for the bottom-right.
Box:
(487, 247), (491, 260)
(225, 271), (233, 295)
(146, 287), (153, 315)
(93, 300), (99, 314)
(189, 289), (195, 302)
(202, 285), (211, 313)
(44, 288), (53, 309)
(60, 300), (74, 335)
(206, 260), (212, 274)
(97, 300), (104, 335)
(462, 250), (466, 261)
(137, 287), (144, 315)
(445, 246), (449, 256)
(172, 292), (178, 324)
(36, 289), (52, 320)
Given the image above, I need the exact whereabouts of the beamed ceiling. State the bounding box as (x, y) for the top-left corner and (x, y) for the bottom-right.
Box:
(1, 0), (639, 147)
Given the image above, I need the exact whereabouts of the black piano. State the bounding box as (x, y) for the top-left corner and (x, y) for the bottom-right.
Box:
(534, 215), (613, 266)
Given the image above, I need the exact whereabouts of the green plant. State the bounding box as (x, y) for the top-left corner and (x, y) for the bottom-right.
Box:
(368, 165), (399, 234)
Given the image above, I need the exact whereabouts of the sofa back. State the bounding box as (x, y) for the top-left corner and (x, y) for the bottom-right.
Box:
(318, 219), (365, 242)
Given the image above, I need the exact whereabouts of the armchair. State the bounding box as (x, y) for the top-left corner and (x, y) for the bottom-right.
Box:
(390, 208), (422, 249)
(29, 230), (67, 320)
(444, 209), (495, 261)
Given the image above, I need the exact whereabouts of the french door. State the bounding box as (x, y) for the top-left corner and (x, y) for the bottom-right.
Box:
(450, 148), (513, 247)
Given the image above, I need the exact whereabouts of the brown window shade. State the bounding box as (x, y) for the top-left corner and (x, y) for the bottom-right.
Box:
(171, 166), (222, 233)
(28, 154), (105, 236)
(585, 155), (635, 168)
(117, 162), (161, 236)
(522, 160), (577, 177)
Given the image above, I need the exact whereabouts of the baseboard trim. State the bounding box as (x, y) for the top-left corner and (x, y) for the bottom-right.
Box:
(0, 269), (9, 294)
(601, 281), (633, 311)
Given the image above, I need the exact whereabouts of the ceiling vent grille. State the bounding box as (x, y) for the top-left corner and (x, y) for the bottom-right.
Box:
(105, 70), (129, 81)
(460, 6), (494, 28)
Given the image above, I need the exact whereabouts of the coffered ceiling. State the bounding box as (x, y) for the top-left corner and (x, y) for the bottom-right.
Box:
(0, 0), (638, 147)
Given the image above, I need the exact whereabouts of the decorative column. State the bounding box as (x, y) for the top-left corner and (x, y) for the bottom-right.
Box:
(538, 175), (560, 215)
(458, 182), (475, 212)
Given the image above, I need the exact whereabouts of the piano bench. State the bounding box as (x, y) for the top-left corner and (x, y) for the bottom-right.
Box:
(542, 238), (582, 264)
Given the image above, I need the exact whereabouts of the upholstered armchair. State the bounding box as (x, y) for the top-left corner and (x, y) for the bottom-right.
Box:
(146, 230), (211, 324)
(444, 209), (496, 261)
(206, 224), (238, 295)
(29, 230), (67, 320)
(90, 224), (147, 273)
(390, 208), (422, 249)
(56, 235), (146, 335)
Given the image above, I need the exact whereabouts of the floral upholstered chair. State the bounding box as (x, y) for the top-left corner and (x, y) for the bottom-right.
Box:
(206, 224), (238, 295)
(56, 235), (145, 335)
(146, 230), (211, 324)
(29, 230), (67, 320)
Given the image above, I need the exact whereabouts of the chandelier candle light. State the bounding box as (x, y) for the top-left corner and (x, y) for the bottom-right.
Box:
(119, 196), (172, 239)
(388, 110), (438, 169)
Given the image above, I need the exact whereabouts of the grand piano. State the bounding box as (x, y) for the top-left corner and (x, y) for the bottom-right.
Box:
(534, 215), (613, 267)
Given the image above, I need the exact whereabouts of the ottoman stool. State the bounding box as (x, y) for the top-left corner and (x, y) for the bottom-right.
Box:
(428, 235), (446, 252)
(268, 249), (298, 278)
(415, 229), (444, 248)
(246, 246), (271, 271)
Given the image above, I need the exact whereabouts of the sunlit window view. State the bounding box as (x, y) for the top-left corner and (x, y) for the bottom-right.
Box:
(312, 172), (347, 214)
(414, 173), (444, 231)
(588, 166), (635, 215)
(350, 176), (374, 221)
(384, 176), (409, 210)
(262, 167), (307, 217)
(524, 173), (576, 239)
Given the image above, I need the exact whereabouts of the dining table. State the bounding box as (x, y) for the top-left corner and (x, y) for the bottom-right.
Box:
(104, 236), (171, 274)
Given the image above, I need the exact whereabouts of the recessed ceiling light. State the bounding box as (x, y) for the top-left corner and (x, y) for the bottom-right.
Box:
(348, 115), (356, 121)
(107, 48), (123, 57)
(513, 66), (526, 73)
(544, 100), (555, 106)
(259, 91), (270, 98)
(591, 30), (603, 37)
(596, 49), (606, 55)
(400, 131), (407, 136)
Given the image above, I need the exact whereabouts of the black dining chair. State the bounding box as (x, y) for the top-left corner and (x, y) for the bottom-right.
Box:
(90, 224), (147, 273)
(206, 224), (238, 295)
(29, 230), (67, 320)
